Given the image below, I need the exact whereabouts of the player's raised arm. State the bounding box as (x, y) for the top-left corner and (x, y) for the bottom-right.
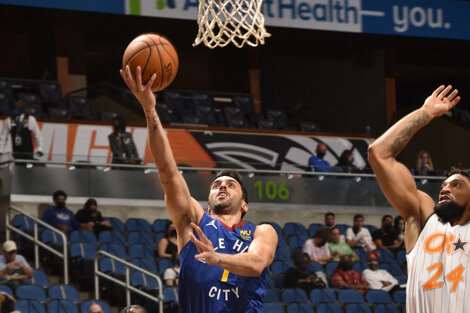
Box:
(120, 66), (204, 242)
(368, 85), (460, 224)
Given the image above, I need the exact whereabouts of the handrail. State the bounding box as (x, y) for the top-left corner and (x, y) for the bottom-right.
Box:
(94, 250), (164, 313)
(5, 206), (69, 284)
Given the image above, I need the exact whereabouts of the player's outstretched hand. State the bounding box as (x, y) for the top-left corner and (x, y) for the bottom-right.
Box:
(423, 85), (461, 118)
(190, 223), (220, 266)
(120, 65), (157, 111)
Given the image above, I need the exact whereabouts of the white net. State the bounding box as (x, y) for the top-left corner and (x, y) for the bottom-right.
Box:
(193, 0), (270, 48)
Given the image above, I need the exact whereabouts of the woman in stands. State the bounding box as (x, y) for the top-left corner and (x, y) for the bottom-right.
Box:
(157, 222), (178, 259)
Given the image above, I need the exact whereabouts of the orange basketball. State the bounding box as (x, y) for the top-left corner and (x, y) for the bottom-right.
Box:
(122, 33), (179, 92)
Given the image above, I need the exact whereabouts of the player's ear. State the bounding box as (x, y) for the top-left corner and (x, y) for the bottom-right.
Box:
(241, 201), (248, 215)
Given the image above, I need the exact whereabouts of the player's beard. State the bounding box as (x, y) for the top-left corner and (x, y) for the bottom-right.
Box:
(434, 200), (466, 224)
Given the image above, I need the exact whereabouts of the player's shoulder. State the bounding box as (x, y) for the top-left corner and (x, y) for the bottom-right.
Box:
(254, 223), (278, 239)
(417, 190), (436, 226)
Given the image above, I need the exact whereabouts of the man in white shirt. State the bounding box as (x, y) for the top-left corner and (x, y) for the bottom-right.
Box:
(0, 240), (33, 289)
(345, 214), (375, 251)
(362, 251), (398, 292)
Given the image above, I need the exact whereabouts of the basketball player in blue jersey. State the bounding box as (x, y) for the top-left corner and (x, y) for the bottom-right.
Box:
(120, 66), (278, 313)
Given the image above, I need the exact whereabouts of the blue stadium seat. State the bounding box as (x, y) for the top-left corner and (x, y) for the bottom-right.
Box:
(396, 276), (407, 285)
(379, 263), (404, 277)
(338, 289), (364, 304)
(131, 272), (159, 290)
(376, 249), (396, 263)
(307, 223), (322, 238)
(126, 218), (152, 233)
(0, 284), (13, 296)
(353, 249), (367, 262)
(317, 303), (343, 313)
(274, 247), (292, 261)
(261, 303), (284, 313)
(69, 230), (97, 245)
(265, 289), (280, 302)
(288, 236), (305, 250)
(396, 250), (406, 264)
(80, 300), (111, 313)
(16, 285), (47, 302)
(309, 289), (336, 304)
(277, 236), (288, 249)
(15, 299), (45, 313)
(336, 224), (348, 235)
(366, 290), (392, 304)
(345, 304), (372, 313)
(393, 289), (406, 305)
(308, 261), (324, 273)
(48, 284), (81, 303)
(41, 229), (64, 247)
(364, 225), (378, 234)
(70, 243), (96, 259)
(100, 243), (126, 259)
(98, 231), (126, 245)
(30, 269), (49, 287)
(276, 274), (286, 289)
(163, 286), (178, 303)
(47, 300), (79, 313)
(287, 303), (314, 313)
(13, 214), (35, 232)
(281, 288), (309, 303)
(325, 261), (339, 277)
(129, 244), (153, 258)
(154, 232), (166, 246)
(353, 262), (365, 272)
(103, 217), (125, 233)
(157, 258), (174, 275)
(266, 274), (276, 288)
(131, 258), (157, 273)
(271, 261), (292, 275)
(152, 219), (170, 233)
(374, 304), (400, 313)
(100, 257), (126, 275)
(283, 223), (308, 238)
(128, 232), (153, 248)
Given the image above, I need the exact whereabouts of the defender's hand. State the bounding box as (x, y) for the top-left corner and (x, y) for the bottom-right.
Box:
(189, 223), (220, 266)
(423, 85), (461, 118)
(120, 65), (157, 111)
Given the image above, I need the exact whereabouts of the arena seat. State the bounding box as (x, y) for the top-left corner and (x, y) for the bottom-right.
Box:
(100, 257), (126, 276)
(374, 304), (400, 313)
(48, 284), (81, 303)
(98, 231), (126, 245)
(103, 218), (125, 233)
(126, 218), (152, 233)
(15, 299), (45, 313)
(265, 288), (280, 302)
(70, 230), (97, 246)
(47, 300), (79, 313)
(129, 244), (153, 259)
(281, 288), (309, 303)
(260, 302), (284, 313)
(309, 289), (336, 304)
(131, 258), (157, 273)
(100, 243), (127, 259)
(308, 261), (324, 273)
(16, 285), (47, 303)
(338, 289), (364, 304)
(317, 303), (343, 313)
(366, 290), (392, 304)
(130, 272), (159, 290)
(152, 219), (170, 233)
(287, 303), (314, 313)
(80, 300), (111, 313)
(345, 304), (372, 313)
(283, 223), (308, 238)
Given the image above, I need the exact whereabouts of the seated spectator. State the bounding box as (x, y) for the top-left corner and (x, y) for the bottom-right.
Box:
(334, 149), (361, 173)
(163, 251), (180, 286)
(393, 216), (405, 249)
(120, 305), (148, 313)
(329, 227), (358, 262)
(302, 227), (332, 265)
(76, 198), (112, 235)
(415, 150), (434, 176)
(0, 240), (33, 288)
(42, 190), (82, 234)
(362, 251), (398, 292)
(285, 253), (327, 294)
(308, 142), (332, 172)
(324, 212), (336, 230)
(108, 117), (141, 165)
(89, 303), (105, 313)
(158, 222), (178, 259)
(331, 255), (368, 294)
(345, 214), (375, 251)
(0, 292), (16, 313)
(372, 215), (400, 251)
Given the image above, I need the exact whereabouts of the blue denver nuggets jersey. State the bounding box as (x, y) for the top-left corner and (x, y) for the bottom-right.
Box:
(178, 213), (267, 313)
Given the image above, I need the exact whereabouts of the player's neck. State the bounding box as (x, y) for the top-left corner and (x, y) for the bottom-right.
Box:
(449, 210), (470, 226)
(211, 213), (242, 229)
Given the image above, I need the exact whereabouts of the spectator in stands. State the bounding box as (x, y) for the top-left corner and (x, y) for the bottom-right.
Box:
(108, 116), (141, 165)
(331, 255), (368, 294)
(119, 305), (147, 313)
(0, 240), (33, 288)
(324, 212), (336, 229)
(334, 149), (361, 173)
(0, 292), (16, 313)
(158, 222), (178, 259)
(362, 251), (398, 292)
(393, 215), (405, 249)
(89, 303), (105, 313)
(328, 227), (358, 262)
(372, 215), (400, 251)
(308, 142), (332, 172)
(42, 190), (81, 233)
(0, 99), (43, 160)
(163, 250), (180, 286)
(302, 227), (332, 265)
(345, 214), (375, 251)
(75, 198), (112, 235)
(285, 252), (327, 294)
(415, 150), (435, 176)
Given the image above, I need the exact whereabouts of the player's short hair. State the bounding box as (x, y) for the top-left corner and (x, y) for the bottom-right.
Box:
(214, 169), (249, 219)
(446, 166), (470, 180)
(325, 212), (335, 218)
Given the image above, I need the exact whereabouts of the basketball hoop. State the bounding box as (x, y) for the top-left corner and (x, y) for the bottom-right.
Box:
(192, 0), (270, 49)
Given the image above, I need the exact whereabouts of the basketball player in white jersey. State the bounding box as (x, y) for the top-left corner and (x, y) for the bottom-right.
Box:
(368, 85), (470, 313)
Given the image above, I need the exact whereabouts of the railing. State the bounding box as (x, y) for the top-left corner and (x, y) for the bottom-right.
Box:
(5, 206), (69, 284)
(94, 250), (164, 313)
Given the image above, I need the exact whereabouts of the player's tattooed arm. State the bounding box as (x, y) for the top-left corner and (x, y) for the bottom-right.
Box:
(390, 110), (431, 157)
(144, 109), (160, 133)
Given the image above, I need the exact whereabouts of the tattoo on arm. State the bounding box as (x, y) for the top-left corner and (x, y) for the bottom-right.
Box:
(145, 109), (160, 132)
(390, 110), (431, 157)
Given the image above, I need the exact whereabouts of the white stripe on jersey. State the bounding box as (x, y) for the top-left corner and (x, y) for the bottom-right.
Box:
(406, 214), (470, 313)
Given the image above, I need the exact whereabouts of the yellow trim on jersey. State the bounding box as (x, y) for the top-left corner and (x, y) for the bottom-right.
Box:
(221, 269), (229, 282)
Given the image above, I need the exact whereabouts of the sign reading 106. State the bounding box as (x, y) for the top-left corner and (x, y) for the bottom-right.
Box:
(253, 180), (290, 201)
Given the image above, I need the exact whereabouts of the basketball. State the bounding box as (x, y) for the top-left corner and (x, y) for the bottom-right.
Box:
(122, 33), (179, 92)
